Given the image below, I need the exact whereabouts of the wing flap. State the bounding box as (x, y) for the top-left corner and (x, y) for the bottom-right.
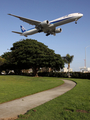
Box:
(8, 14), (41, 26)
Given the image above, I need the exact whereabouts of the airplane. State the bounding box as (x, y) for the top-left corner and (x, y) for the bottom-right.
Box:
(8, 13), (83, 37)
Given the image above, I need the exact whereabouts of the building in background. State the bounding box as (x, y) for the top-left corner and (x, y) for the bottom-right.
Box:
(80, 67), (90, 73)
(60, 68), (72, 72)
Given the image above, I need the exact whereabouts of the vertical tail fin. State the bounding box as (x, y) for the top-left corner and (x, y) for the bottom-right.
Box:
(20, 25), (26, 33)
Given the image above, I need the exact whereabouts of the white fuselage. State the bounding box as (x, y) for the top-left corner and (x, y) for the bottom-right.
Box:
(22, 13), (83, 36)
(11, 13), (82, 36)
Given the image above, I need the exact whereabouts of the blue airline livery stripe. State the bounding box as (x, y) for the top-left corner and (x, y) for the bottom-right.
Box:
(27, 27), (35, 31)
(24, 27), (35, 33)
(50, 17), (73, 24)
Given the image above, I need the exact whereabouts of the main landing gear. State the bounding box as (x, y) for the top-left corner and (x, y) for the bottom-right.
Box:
(75, 19), (77, 24)
(46, 33), (50, 36)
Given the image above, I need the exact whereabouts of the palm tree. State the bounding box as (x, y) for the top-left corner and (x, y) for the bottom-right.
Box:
(63, 54), (74, 76)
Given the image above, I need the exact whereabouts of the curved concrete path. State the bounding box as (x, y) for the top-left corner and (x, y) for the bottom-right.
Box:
(0, 80), (76, 120)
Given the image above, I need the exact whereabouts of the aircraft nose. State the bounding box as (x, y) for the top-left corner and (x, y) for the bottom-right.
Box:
(78, 13), (83, 18)
(81, 13), (83, 17)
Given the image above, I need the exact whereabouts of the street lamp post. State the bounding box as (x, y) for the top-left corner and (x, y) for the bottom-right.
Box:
(85, 45), (90, 68)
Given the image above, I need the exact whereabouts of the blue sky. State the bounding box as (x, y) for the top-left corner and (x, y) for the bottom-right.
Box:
(0, 0), (90, 71)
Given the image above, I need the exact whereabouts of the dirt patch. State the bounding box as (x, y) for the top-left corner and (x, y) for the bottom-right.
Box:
(76, 110), (90, 113)
(65, 109), (74, 112)
(65, 109), (90, 113)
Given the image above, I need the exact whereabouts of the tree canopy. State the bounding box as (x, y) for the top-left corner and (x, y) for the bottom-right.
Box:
(0, 56), (5, 66)
(0, 56), (5, 73)
(2, 39), (64, 76)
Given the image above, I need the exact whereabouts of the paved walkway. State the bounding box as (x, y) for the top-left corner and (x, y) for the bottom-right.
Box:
(0, 80), (76, 120)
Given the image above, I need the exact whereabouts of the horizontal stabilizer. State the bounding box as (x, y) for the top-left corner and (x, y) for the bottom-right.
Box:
(12, 31), (22, 35)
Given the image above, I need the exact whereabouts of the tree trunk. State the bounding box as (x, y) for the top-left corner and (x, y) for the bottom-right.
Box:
(5, 69), (9, 75)
(14, 69), (21, 75)
(68, 63), (70, 71)
(32, 67), (38, 77)
(68, 63), (70, 77)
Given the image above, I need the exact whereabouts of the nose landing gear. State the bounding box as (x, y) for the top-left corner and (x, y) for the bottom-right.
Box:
(75, 19), (77, 24)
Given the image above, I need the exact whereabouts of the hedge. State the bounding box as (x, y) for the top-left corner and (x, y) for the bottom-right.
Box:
(38, 72), (90, 79)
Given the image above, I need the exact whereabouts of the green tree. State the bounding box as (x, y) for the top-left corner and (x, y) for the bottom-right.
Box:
(1, 52), (16, 74)
(0, 56), (5, 66)
(63, 54), (74, 71)
(0, 56), (5, 74)
(2, 39), (64, 76)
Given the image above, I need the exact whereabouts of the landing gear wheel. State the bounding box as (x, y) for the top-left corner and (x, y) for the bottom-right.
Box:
(46, 33), (50, 36)
(75, 21), (77, 24)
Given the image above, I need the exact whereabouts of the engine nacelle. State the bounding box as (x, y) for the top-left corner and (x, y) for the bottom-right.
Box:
(55, 28), (62, 33)
(39, 20), (49, 27)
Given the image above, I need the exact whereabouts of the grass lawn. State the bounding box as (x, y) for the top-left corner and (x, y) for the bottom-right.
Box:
(0, 75), (64, 104)
(17, 78), (90, 120)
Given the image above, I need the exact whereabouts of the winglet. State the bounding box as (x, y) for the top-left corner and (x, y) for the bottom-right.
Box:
(8, 13), (20, 18)
(8, 13), (12, 15)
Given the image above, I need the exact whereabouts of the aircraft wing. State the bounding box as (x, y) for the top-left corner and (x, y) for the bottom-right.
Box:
(8, 14), (41, 26)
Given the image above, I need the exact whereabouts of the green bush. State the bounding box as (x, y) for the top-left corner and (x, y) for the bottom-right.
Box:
(38, 72), (68, 78)
(38, 72), (90, 79)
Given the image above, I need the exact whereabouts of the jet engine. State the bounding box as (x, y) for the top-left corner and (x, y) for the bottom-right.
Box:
(39, 20), (49, 27)
(36, 20), (49, 32)
(50, 28), (62, 36)
(54, 28), (62, 33)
